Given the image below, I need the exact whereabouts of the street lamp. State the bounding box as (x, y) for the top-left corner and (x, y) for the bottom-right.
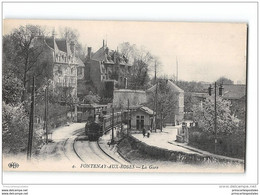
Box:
(208, 82), (224, 154)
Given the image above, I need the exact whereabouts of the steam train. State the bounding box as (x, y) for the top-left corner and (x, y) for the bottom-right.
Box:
(85, 111), (123, 141)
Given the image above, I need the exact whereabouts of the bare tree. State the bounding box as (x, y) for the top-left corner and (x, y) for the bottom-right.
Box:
(59, 27), (87, 60)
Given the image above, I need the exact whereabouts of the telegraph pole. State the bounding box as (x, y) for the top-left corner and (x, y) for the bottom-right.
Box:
(214, 82), (217, 154)
(155, 81), (158, 132)
(176, 57), (178, 81)
(44, 85), (49, 144)
(127, 99), (130, 135)
(111, 107), (114, 144)
(27, 77), (35, 160)
(160, 107), (163, 132)
(208, 82), (223, 155)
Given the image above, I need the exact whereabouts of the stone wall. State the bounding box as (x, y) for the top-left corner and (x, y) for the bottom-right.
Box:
(124, 135), (244, 165)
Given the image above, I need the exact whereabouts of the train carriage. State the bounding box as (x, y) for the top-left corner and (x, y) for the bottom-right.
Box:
(85, 111), (125, 141)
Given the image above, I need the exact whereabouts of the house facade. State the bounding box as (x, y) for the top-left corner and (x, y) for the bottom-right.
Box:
(32, 33), (84, 100)
(78, 41), (131, 100)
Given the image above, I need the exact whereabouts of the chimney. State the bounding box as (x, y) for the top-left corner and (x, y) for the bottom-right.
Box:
(105, 47), (109, 55)
(70, 41), (75, 56)
(87, 47), (92, 60)
(103, 40), (105, 48)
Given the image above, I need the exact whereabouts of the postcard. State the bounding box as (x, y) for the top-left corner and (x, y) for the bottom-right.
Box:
(3, 20), (247, 173)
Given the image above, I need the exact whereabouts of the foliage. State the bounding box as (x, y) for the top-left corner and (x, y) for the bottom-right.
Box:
(118, 42), (156, 90)
(59, 27), (87, 61)
(128, 59), (150, 90)
(192, 96), (239, 134)
(216, 76), (234, 84)
(183, 92), (200, 113)
(3, 25), (52, 101)
(189, 127), (245, 158)
(2, 72), (24, 105)
(82, 91), (101, 104)
(173, 80), (205, 93)
(146, 79), (178, 126)
(2, 102), (44, 154)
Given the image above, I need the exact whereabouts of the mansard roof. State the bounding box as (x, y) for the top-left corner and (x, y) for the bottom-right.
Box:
(92, 45), (130, 65)
(45, 37), (71, 54)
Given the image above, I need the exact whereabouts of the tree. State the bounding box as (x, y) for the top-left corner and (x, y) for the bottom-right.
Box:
(173, 80), (205, 93)
(118, 42), (135, 63)
(3, 25), (48, 101)
(216, 76), (234, 84)
(59, 27), (87, 60)
(2, 72), (24, 105)
(118, 42), (156, 90)
(2, 102), (44, 154)
(146, 79), (178, 128)
(192, 96), (239, 134)
(128, 59), (150, 90)
(83, 91), (101, 104)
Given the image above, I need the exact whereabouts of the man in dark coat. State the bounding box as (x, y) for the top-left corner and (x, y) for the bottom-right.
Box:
(142, 128), (146, 138)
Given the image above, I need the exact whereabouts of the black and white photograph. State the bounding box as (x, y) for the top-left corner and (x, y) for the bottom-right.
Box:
(3, 19), (247, 173)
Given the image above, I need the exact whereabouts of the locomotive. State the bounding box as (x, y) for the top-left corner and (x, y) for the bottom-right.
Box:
(85, 115), (103, 141)
(85, 111), (124, 141)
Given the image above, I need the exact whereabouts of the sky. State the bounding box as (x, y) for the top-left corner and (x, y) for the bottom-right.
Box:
(3, 19), (247, 84)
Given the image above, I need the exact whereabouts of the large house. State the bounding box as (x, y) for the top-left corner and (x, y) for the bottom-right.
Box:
(78, 41), (131, 100)
(32, 32), (84, 100)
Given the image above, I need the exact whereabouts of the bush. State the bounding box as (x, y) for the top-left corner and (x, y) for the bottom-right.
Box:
(2, 102), (44, 154)
(188, 127), (245, 159)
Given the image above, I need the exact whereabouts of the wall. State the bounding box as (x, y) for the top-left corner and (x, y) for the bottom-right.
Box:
(130, 110), (151, 130)
(124, 135), (244, 165)
(113, 89), (147, 109)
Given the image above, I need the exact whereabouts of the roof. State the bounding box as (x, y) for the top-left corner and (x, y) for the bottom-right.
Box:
(139, 106), (154, 115)
(45, 37), (71, 54)
(77, 103), (107, 108)
(192, 84), (246, 100)
(128, 105), (154, 115)
(192, 92), (208, 98)
(92, 46), (129, 65)
(222, 84), (246, 100)
(55, 39), (70, 53)
(76, 58), (85, 67)
(147, 80), (184, 93)
(92, 46), (114, 64)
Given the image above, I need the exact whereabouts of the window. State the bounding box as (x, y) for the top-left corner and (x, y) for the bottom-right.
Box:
(78, 67), (83, 75)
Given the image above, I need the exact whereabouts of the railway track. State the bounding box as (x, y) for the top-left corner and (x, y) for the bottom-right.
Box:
(62, 129), (121, 165)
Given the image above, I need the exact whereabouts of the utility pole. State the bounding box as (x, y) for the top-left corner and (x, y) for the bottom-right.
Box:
(127, 99), (130, 135)
(214, 82), (217, 154)
(176, 57), (178, 82)
(208, 82), (223, 154)
(155, 81), (158, 132)
(160, 107), (163, 132)
(27, 77), (35, 160)
(44, 85), (49, 144)
(111, 107), (114, 144)
(153, 60), (157, 132)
